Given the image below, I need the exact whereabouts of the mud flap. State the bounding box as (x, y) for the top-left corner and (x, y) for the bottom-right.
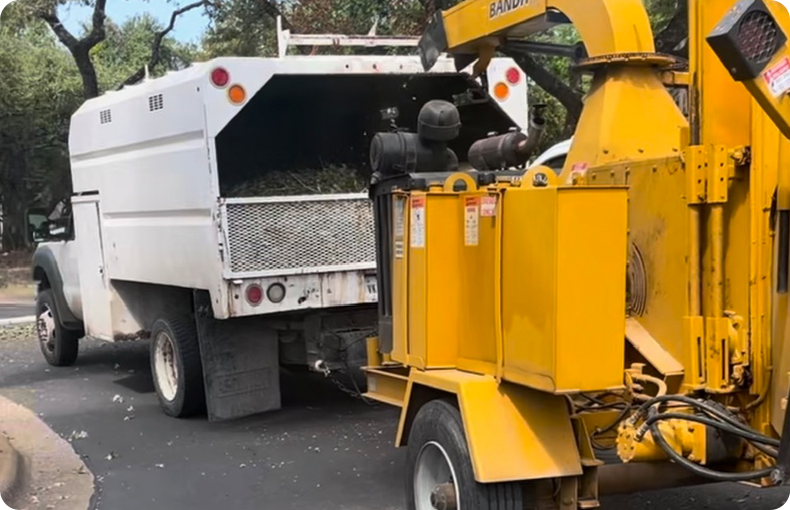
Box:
(194, 291), (281, 421)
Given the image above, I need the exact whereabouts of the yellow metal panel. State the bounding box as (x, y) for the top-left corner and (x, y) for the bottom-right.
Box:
(502, 187), (628, 393)
(441, 0), (656, 58)
(408, 193), (463, 368)
(625, 318), (685, 378)
(690, 0), (752, 147)
(400, 369), (582, 483)
(594, 159), (694, 383)
(562, 68), (687, 173)
(555, 188), (628, 392)
(502, 188), (558, 392)
(392, 194), (409, 364)
(683, 316), (706, 388)
(407, 193), (428, 368)
(705, 317), (732, 391)
(456, 193), (499, 373)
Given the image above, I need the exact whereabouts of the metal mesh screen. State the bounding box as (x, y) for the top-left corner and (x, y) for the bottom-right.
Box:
(225, 198), (376, 274)
(738, 11), (780, 64)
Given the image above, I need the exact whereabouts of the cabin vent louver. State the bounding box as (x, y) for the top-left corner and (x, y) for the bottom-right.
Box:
(148, 94), (164, 112)
(99, 109), (112, 124)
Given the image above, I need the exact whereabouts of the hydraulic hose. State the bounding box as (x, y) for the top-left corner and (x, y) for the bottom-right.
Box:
(647, 409), (776, 483)
(634, 395), (774, 442)
(641, 412), (780, 448)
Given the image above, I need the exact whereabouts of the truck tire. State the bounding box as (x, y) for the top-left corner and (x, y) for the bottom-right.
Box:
(406, 399), (529, 510)
(150, 317), (205, 418)
(36, 289), (80, 367)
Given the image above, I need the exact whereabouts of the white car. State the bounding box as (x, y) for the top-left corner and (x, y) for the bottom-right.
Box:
(531, 138), (572, 173)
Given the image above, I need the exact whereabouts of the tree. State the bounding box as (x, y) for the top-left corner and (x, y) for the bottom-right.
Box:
(0, 3), (203, 250)
(0, 8), (82, 249)
(28, 0), (212, 99)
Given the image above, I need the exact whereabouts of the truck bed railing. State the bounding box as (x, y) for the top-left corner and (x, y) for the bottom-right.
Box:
(276, 16), (419, 58)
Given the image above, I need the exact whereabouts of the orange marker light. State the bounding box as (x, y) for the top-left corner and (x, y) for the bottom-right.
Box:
(228, 84), (247, 105)
(493, 82), (510, 101)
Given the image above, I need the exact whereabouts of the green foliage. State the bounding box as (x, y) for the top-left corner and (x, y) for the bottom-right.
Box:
(0, 12), (82, 248)
(0, 1), (199, 248)
(93, 14), (199, 89)
(203, 0), (278, 57)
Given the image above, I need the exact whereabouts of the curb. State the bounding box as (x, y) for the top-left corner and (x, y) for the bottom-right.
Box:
(0, 434), (21, 505)
(0, 317), (35, 327)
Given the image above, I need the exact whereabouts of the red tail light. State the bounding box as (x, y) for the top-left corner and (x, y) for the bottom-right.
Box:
(246, 284), (263, 306)
(211, 67), (230, 88)
(506, 67), (521, 85)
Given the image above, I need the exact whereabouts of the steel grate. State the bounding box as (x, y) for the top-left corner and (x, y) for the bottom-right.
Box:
(225, 197), (376, 274)
(738, 10), (780, 64)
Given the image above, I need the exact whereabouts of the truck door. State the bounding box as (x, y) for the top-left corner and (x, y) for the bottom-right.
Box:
(72, 195), (114, 340)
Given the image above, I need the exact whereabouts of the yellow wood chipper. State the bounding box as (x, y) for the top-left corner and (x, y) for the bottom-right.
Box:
(363, 0), (790, 508)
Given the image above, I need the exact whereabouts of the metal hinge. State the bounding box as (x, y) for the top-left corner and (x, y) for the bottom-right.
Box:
(684, 144), (737, 204)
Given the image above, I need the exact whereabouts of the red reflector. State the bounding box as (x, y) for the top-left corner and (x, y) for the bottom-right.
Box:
(246, 284), (263, 305)
(506, 67), (521, 85)
(211, 67), (230, 88)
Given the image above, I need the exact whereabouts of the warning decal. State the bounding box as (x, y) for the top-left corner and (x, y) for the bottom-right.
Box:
(411, 197), (426, 249)
(465, 197), (480, 247)
(481, 196), (497, 217)
(764, 57), (790, 97)
(394, 197), (406, 259)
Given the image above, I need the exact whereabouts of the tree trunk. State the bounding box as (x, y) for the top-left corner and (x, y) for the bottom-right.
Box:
(0, 156), (29, 251)
(74, 46), (101, 100)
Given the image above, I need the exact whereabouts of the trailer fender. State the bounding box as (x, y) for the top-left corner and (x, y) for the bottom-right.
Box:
(396, 369), (582, 484)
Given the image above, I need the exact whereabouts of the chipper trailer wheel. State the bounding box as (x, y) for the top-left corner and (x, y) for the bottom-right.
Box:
(150, 317), (206, 418)
(407, 399), (528, 510)
(36, 289), (81, 367)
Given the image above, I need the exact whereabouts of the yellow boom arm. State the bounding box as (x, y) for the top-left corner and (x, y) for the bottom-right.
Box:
(420, 0), (657, 71)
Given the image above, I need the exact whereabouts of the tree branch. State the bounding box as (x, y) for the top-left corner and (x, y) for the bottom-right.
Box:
(655, 0), (689, 58)
(123, 0), (213, 86)
(36, 1), (108, 99)
(83, 0), (108, 49)
(38, 10), (79, 50)
(257, 0), (292, 30)
(505, 51), (584, 129)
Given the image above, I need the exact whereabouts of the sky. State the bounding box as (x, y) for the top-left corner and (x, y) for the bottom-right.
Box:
(58, 0), (211, 43)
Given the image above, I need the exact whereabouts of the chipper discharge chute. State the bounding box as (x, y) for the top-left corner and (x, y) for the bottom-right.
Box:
(362, 0), (790, 508)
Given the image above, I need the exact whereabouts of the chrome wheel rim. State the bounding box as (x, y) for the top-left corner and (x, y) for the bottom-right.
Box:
(37, 304), (57, 353)
(154, 332), (179, 402)
(414, 441), (461, 510)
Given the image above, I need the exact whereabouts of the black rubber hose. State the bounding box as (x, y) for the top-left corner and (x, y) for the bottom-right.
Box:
(643, 412), (781, 448)
(636, 395), (775, 442)
(647, 411), (776, 482)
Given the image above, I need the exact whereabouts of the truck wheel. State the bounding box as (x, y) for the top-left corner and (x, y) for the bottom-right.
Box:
(36, 289), (80, 367)
(150, 317), (205, 418)
(407, 399), (528, 510)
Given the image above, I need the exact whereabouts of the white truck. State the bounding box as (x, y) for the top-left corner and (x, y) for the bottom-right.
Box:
(29, 38), (528, 421)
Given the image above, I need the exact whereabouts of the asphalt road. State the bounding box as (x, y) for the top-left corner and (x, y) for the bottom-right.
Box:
(0, 332), (789, 510)
(0, 303), (35, 320)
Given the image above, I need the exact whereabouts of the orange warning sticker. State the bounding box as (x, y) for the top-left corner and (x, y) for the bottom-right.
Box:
(764, 57), (790, 97)
(481, 196), (497, 217)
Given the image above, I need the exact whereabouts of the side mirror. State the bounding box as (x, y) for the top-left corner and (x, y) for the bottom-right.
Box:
(25, 208), (49, 244)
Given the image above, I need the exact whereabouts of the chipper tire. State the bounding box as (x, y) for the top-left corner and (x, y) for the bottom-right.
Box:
(406, 399), (528, 510)
(150, 317), (205, 418)
(36, 289), (81, 367)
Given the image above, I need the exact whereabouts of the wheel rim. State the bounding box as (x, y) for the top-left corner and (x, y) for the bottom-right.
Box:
(414, 441), (461, 510)
(154, 332), (179, 402)
(37, 305), (57, 353)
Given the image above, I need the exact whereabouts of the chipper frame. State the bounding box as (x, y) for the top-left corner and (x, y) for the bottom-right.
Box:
(364, 0), (790, 508)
